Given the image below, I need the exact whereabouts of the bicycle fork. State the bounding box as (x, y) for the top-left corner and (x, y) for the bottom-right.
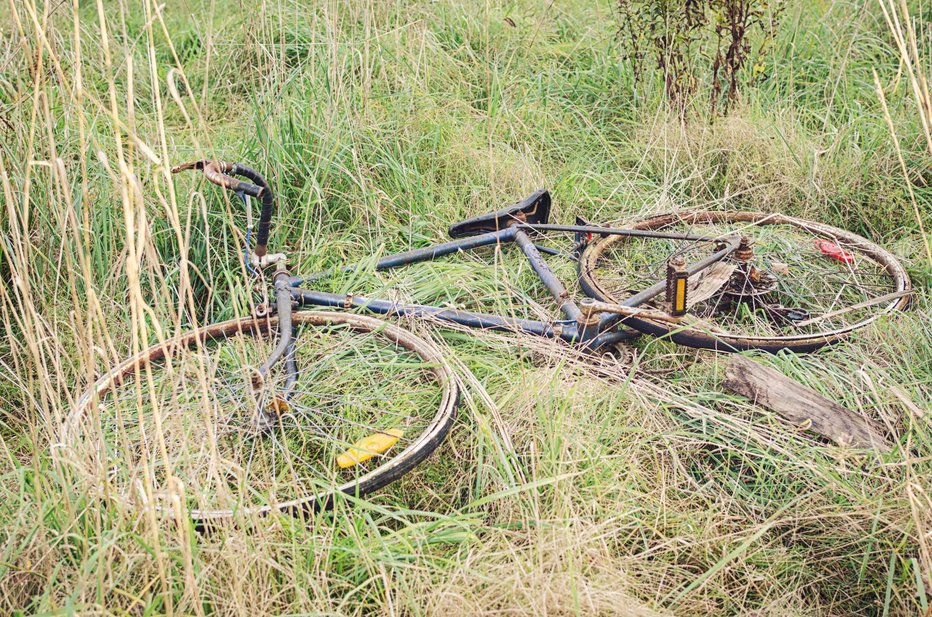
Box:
(251, 264), (299, 427)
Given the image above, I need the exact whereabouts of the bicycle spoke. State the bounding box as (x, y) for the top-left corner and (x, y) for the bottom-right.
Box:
(583, 212), (907, 347)
(78, 316), (452, 514)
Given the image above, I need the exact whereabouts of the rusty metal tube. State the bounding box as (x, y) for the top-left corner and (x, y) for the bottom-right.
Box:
(516, 222), (718, 243)
(171, 160), (276, 257)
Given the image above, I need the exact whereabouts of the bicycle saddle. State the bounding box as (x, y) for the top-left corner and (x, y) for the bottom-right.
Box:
(448, 189), (551, 238)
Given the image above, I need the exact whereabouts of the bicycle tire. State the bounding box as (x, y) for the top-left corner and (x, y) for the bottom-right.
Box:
(61, 311), (459, 526)
(579, 211), (911, 352)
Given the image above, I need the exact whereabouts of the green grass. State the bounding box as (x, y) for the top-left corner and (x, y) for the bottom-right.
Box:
(1, 0), (931, 614)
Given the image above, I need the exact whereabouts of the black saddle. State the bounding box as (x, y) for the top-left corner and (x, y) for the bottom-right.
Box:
(448, 189), (551, 238)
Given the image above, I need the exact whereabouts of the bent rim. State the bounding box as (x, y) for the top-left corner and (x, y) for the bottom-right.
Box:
(579, 211), (911, 350)
(61, 310), (459, 523)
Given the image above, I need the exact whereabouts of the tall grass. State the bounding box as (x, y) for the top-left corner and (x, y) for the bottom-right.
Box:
(0, 0), (930, 614)
(875, 0), (932, 270)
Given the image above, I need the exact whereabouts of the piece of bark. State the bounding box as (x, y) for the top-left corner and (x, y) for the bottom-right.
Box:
(723, 355), (891, 452)
(687, 261), (736, 308)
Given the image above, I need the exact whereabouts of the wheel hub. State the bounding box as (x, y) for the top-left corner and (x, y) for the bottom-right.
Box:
(723, 264), (779, 299)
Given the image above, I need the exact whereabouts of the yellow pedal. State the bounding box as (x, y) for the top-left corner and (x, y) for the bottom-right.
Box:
(337, 428), (404, 469)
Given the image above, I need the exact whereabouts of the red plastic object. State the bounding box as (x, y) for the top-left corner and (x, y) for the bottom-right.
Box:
(814, 239), (854, 264)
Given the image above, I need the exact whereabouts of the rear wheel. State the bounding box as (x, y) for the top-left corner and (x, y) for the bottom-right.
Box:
(579, 211), (911, 352)
(62, 311), (458, 525)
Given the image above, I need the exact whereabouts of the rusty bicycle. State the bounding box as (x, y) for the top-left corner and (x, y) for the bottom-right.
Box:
(63, 159), (911, 525)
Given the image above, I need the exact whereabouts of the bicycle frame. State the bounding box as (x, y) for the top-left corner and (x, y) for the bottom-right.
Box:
(286, 222), (742, 351)
(170, 160), (743, 379)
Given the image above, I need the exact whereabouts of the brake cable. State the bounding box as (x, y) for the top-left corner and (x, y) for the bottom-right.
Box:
(237, 190), (259, 277)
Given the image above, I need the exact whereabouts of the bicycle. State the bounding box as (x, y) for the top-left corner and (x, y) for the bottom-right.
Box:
(62, 159), (912, 526)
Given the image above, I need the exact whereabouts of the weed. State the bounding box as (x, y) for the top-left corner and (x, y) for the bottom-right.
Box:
(616, 0), (785, 114)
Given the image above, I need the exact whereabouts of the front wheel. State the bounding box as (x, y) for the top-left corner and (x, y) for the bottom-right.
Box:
(62, 311), (459, 525)
(579, 211), (911, 352)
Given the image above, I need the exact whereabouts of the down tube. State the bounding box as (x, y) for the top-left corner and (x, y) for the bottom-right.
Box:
(294, 288), (582, 342)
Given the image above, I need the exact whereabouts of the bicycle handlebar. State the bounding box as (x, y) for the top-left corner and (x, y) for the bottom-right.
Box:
(171, 160), (276, 257)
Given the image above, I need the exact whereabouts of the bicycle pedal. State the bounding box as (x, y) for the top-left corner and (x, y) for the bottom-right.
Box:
(337, 429), (404, 469)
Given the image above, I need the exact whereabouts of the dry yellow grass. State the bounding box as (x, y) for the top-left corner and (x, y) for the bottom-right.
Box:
(0, 0), (929, 614)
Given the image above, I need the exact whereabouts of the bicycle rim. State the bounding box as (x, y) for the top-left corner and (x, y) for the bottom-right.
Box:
(579, 211), (910, 352)
(61, 311), (458, 525)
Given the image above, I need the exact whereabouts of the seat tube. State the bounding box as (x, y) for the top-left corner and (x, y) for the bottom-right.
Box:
(514, 230), (582, 323)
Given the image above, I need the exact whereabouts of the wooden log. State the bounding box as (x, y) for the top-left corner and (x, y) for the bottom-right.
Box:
(723, 355), (891, 451)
